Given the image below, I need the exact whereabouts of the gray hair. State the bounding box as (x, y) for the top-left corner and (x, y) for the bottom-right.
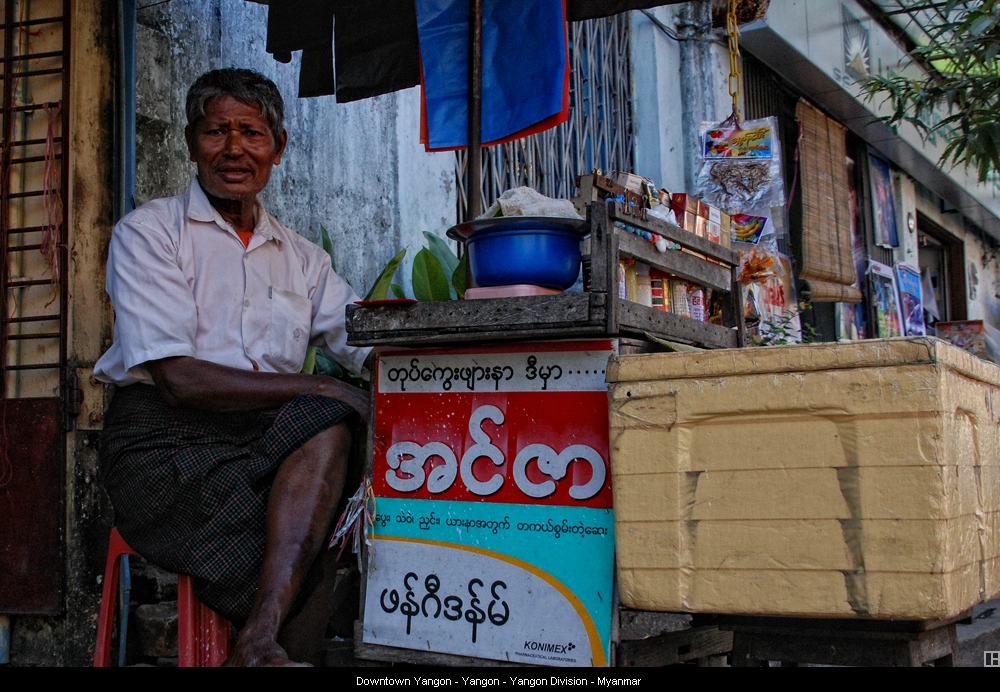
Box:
(185, 68), (285, 144)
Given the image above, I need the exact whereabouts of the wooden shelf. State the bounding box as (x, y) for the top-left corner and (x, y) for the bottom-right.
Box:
(616, 231), (731, 293)
(346, 202), (745, 349)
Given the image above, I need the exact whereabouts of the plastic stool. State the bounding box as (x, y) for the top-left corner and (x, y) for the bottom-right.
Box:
(94, 527), (231, 667)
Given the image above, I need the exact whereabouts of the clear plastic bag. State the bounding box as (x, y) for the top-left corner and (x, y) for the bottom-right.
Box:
(698, 116), (785, 214)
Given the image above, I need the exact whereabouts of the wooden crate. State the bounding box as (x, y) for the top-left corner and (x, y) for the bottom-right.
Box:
(346, 203), (744, 349)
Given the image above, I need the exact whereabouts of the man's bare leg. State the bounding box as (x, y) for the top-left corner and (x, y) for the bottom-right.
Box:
(225, 421), (352, 666)
(277, 547), (340, 663)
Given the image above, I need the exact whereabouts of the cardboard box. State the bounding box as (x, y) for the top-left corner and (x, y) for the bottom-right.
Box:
(694, 215), (708, 239)
(616, 171), (646, 195)
(607, 337), (1000, 620)
(706, 221), (722, 245)
(682, 211), (698, 234)
(698, 200), (711, 221)
(671, 193), (698, 216)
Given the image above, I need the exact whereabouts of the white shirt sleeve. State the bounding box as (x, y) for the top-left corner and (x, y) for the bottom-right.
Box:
(106, 208), (199, 376)
(300, 237), (372, 376)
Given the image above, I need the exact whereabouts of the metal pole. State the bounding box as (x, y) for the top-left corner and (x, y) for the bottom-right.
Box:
(677, 1), (714, 193)
(468, 0), (483, 219)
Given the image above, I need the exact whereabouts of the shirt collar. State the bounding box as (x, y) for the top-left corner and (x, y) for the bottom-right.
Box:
(186, 178), (282, 246)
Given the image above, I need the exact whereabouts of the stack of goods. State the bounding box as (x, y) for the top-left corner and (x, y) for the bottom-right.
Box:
(615, 258), (718, 324)
(669, 193), (732, 250)
(575, 172), (734, 325)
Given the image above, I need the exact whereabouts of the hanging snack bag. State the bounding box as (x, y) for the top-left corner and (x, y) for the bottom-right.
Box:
(698, 117), (785, 215)
(730, 213), (769, 245)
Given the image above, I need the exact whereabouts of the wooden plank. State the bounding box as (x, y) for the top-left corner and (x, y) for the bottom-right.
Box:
(349, 325), (610, 347)
(347, 293), (602, 346)
(617, 232), (732, 292)
(589, 201), (611, 295)
(715, 609), (973, 634)
(729, 627), (956, 667)
(608, 203), (739, 265)
(617, 627), (733, 667)
(616, 300), (739, 349)
(619, 611), (693, 641)
(607, 233), (620, 335)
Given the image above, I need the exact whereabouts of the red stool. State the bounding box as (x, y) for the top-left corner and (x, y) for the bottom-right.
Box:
(94, 528), (231, 667)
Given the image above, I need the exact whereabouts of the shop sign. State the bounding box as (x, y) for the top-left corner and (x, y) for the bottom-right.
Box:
(363, 341), (616, 666)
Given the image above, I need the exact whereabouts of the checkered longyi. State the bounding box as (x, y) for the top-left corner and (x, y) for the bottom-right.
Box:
(99, 383), (358, 625)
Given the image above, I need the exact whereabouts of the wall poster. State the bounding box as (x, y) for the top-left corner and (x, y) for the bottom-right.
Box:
(868, 260), (903, 337)
(363, 341), (616, 666)
(868, 154), (899, 248)
(895, 262), (926, 336)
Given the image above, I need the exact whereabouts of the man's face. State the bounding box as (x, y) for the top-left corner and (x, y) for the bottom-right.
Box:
(185, 95), (287, 202)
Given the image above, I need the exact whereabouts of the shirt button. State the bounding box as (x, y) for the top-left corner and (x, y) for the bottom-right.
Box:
(244, 300), (251, 307)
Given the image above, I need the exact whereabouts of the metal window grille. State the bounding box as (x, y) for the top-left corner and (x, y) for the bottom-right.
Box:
(456, 14), (634, 222)
(1, 0), (69, 404)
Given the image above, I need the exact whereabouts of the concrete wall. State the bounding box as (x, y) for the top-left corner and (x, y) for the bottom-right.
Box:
(630, 3), (732, 195)
(134, 0), (456, 296)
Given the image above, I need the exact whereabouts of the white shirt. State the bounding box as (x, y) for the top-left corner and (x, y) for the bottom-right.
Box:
(95, 179), (370, 386)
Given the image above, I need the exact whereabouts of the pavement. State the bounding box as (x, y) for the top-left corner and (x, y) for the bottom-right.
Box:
(957, 598), (1000, 667)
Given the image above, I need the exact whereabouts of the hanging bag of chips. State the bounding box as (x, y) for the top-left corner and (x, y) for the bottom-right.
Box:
(698, 116), (785, 215)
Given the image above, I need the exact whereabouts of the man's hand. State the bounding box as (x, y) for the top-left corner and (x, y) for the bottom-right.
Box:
(147, 356), (371, 420)
(312, 375), (370, 421)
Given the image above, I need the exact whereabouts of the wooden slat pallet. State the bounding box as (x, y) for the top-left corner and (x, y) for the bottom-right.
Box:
(617, 627), (733, 667)
(716, 611), (972, 667)
(347, 203), (744, 349)
(616, 611), (732, 667)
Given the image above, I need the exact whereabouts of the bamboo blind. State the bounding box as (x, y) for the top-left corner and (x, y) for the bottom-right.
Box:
(796, 99), (862, 303)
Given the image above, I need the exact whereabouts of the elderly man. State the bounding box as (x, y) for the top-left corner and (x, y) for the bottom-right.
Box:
(95, 68), (371, 666)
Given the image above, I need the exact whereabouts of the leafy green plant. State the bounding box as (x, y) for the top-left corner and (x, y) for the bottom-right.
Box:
(365, 232), (467, 301)
(861, 1), (1000, 182)
(753, 300), (817, 346)
(319, 224), (336, 272)
(364, 248), (407, 300)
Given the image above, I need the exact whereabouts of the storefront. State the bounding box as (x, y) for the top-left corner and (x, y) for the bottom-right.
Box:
(737, 1), (1000, 355)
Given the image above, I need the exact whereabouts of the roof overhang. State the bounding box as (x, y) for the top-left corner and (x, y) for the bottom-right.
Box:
(741, 8), (1000, 242)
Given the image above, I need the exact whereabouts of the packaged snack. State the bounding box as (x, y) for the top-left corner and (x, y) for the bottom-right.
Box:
(635, 262), (652, 307)
(671, 280), (691, 318)
(689, 286), (706, 322)
(698, 117), (785, 214)
(730, 214), (768, 245)
(650, 269), (667, 311)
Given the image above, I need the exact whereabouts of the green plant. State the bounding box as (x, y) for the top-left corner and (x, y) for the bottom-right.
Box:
(319, 224), (336, 272)
(753, 299), (817, 346)
(861, 1), (1000, 182)
(365, 248), (407, 300)
(365, 232), (467, 301)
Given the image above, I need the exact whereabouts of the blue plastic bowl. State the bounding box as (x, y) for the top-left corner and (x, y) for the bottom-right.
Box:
(466, 227), (582, 289)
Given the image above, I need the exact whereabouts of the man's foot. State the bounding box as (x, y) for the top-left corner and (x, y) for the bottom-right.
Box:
(223, 637), (312, 667)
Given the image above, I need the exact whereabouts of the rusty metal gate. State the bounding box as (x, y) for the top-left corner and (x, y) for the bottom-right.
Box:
(0, 0), (70, 615)
(456, 13), (634, 221)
